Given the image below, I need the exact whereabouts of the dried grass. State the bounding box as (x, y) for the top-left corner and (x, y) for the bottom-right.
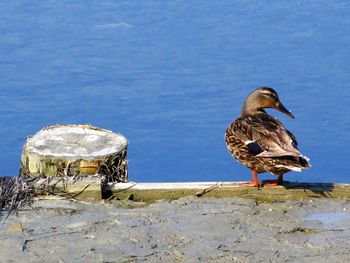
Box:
(98, 148), (128, 183)
(0, 148), (128, 220)
(0, 176), (39, 220)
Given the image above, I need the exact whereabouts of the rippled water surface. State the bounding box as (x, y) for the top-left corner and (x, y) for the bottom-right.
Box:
(1, 1), (349, 182)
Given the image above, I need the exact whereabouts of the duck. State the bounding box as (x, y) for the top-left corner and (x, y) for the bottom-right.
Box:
(225, 87), (310, 187)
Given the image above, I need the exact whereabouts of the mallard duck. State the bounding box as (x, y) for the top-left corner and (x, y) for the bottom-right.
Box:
(225, 87), (310, 187)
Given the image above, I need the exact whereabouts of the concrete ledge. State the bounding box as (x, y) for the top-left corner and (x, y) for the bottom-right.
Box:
(111, 181), (349, 202)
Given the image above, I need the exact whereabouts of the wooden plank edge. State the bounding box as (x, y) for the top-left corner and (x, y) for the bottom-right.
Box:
(33, 177), (102, 201)
(111, 181), (350, 202)
(29, 179), (350, 202)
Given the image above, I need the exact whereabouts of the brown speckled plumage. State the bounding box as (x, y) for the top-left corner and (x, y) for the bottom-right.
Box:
(225, 87), (310, 186)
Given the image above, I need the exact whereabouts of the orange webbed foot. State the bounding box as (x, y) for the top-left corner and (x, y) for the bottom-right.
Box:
(240, 181), (261, 187)
(262, 177), (283, 187)
(239, 170), (261, 187)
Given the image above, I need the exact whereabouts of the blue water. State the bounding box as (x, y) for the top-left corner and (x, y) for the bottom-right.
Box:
(0, 1), (349, 183)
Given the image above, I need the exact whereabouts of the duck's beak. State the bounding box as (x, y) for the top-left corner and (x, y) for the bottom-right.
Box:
(277, 102), (295, 119)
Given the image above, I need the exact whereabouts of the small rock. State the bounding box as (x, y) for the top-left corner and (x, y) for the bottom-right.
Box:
(150, 243), (158, 249)
(6, 223), (23, 233)
(130, 238), (139, 244)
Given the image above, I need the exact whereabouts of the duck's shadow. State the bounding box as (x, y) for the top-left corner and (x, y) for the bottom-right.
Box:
(281, 181), (337, 198)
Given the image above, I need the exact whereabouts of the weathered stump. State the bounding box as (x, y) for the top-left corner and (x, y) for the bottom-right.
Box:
(20, 124), (128, 182)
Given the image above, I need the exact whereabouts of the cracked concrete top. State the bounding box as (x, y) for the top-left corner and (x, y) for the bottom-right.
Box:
(25, 124), (128, 160)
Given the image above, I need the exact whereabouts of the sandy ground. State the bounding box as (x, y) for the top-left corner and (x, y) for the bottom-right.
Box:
(1, 196), (350, 263)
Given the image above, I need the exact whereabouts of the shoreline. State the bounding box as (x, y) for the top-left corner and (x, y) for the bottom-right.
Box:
(1, 196), (350, 262)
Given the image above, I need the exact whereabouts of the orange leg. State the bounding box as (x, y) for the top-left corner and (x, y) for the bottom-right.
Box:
(240, 170), (261, 187)
(262, 175), (283, 186)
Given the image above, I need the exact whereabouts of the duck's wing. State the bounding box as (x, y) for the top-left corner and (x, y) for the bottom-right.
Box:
(235, 115), (302, 158)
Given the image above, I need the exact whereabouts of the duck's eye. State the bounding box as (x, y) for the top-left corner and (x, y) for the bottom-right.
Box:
(261, 91), (277, 100)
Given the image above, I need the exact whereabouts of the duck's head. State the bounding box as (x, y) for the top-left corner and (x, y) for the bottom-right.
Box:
(241, 87), (295, 118)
